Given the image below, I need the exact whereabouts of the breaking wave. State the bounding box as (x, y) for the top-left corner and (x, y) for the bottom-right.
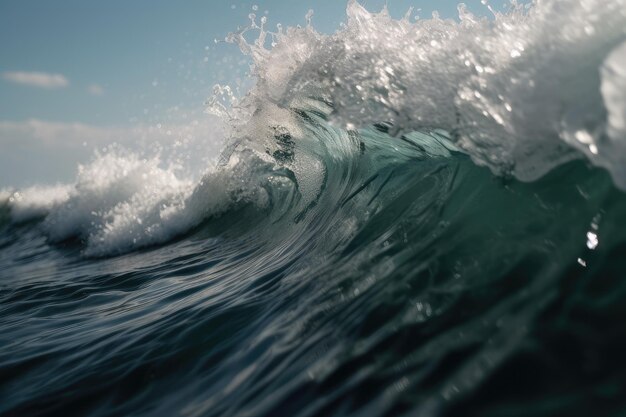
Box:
(2, 2), (626, 416)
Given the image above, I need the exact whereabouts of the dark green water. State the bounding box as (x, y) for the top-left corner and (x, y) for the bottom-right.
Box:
(1, 106), (626, 416)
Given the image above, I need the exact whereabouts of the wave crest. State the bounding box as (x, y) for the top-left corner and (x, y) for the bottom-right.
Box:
(218, 0), (626, 186)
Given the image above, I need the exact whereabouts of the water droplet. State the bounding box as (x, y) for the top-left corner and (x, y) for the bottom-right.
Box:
(575, 129), (594, 144)
(586, 231), (599, 250)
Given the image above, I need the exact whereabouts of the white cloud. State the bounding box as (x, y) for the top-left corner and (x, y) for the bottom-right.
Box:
(0, 118), (226, 187)
(0, 119), (125, 148)
(87, 84), (104, 96)
(2, 71), (69, 89)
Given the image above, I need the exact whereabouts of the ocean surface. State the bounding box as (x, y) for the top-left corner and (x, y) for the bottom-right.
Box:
(2, 1), (626, 416)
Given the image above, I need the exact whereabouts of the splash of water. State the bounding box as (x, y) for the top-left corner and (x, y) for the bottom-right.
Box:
(217, 0), (626, 186)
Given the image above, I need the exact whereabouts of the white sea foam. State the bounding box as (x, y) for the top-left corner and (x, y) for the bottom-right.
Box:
(2, 141), (282, 256)
(218, 0), (626, 186)
(3, 185), (72, 223)
(600, 40), (626, 182)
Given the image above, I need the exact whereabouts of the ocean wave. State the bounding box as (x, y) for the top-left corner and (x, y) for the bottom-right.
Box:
(218, 0), (626, 186)
(3, 3), (626, 415)
(3, 0), (626, 257)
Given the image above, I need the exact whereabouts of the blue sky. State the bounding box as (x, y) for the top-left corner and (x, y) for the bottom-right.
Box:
(0, 0), (522, 186)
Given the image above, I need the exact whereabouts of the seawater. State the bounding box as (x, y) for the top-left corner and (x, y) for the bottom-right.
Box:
(2, 1), (626, 416)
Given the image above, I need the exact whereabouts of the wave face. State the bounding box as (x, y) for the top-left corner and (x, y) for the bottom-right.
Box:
(2, 1), (626, 416)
